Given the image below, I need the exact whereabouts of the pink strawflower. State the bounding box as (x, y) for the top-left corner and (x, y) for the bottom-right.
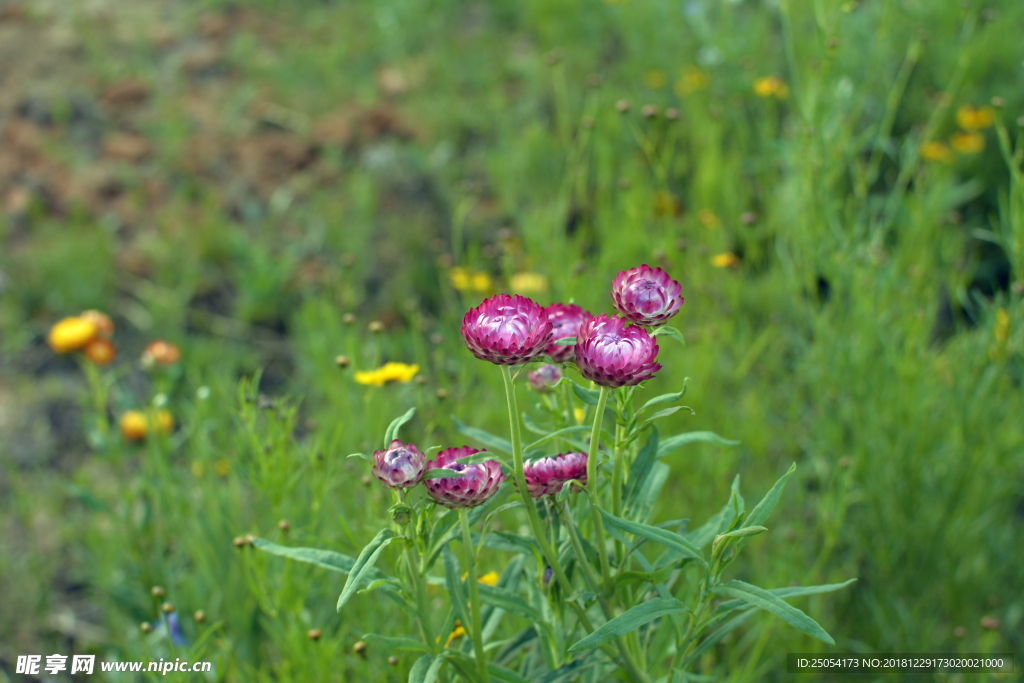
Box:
(461, 294), (552, 366)
(424, 446), (506, 508)
(527, 364), (562, 393)
(523, 452), (588, 498)
(543, 303), (593, 362)
(372, 440), (426, 489)
(574, 314), (661, 388)
(611, 264), (683, 327)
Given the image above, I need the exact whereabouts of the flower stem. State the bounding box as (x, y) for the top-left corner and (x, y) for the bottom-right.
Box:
(586, 385), (613, 593)
(405, 543), (438, 654)
(611, 423), (625, 565)
(459, 508), (489, 683)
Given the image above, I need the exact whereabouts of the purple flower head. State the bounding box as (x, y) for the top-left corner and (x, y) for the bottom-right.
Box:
(574, 314), (661, 388)
(542, 303), (593, 362)
(461, 294), (552, 365)
(522, 452), (588, 498)
(372, 440), (426, 489)
(527, 364), (562, 393)
(423, 446), (506, 508)
(611, 264), (683, 327)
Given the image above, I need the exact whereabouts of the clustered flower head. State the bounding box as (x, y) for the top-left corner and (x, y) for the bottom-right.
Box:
(522, 452), (587, 498)
(611, 264), (683, 327)
(371, 440), (426, 489)
(543, 303), (592, 362)
(575, 314), (661, 388)
(461, 294), (552, 366)
(527, 364), (562, 393)
(423, 446), (505, 508)
(47, 310), (119, 364)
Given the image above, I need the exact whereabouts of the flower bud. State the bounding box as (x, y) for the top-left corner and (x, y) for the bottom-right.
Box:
(641, 104), (658, 119)
(390, 503), (412, 526)
(575, 315), (661, 388)
(343, 313), (356, 325)
(278, 519), (291, 532)
(461, 294), (552, 365)
(335, 355), (351, 368)
(140, 622), (153, 634)
(527, 364), (562, 393)
(308, 628), (322, 641)
(388, 655), (399, 666)
(615, 99), (631, 114)
(151, 585), (165, 598)
(353, 640), (367, 657)
(424, 447), (505, 508)
(368, 320), (385, 334)
(83, 337), (116, 365)
(47, 317), (98, 354)
(232, 536), (247, 548)
(141, 340), (181, 367)
(80, 310), (114, 338)
(372, 441), (426, 489)
(161, 602), (176, 614)
(193, 610), (206, 624)
(120, 411), (149, 442)
(523, 453), (587, 498)
(436, 388), (449, 400)
(611, 264), (683, 327)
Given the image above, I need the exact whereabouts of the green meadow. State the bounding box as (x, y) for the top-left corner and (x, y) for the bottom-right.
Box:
(0, 0), (1021, 680)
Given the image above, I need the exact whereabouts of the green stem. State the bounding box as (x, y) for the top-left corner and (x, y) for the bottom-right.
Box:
(611, 424), (625, 566)
(406, 543), (438, 654)
(586, 386), (613, 593)
(500, 367), (647, 683)
(459, 508), (489, 683)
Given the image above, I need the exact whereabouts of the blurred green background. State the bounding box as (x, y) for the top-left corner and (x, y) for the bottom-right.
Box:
(1, 0), (1022, 680)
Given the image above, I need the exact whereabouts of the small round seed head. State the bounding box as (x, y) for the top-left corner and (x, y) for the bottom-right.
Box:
(334, 355), (351, 368)
(665, 107), (679, 120)
(193, 610), (206, 623)
(342, 313), (356, 325)
(232, 536), (246, 548)
(953, 626), (966, 638)
(308, 628), (322, 641)
(150, 585), (165, 598)
(244, 534), (257, 546)
(615, 99), (631, 114)
(353, 640), (367, 657)
(414, 374), (427, 385)
(368, 320), (385, 334)
(161, 602), (176, 614)
(436, 388), (449, 400)
(278, 519), (291, 532)
(991, 96), (1004, 108)
(741, 211), (757, 225)
(140, 622), (153, 634)
(388, 655), (399, 666)
(641, 104), (658, 119)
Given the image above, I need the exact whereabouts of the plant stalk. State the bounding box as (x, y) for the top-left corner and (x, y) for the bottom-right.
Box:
(586, 385), (613, 593)
(459, 508), (489, 683)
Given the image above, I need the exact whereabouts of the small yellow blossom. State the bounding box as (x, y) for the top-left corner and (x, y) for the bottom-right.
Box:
(510, 272), (549, 295)
(461, 571), (500, 586)
(698, 209), (720, 229)
(643, 69), (667, 90)
(956, 105), (995, 131)
(753, 76), (788, 99)
(653, 190), (681, 217)
(443, 621), (467, 647)
(711, 252), (740, 268)
(674, 65), (709, 96)
(950, 132), (984, 154)
(354, 362), (420, 387)
(215, 459), (231, 476)
(47, 316), (98, 354)
(994, 308), (1009, 344)
(920, 141), (953, 164)
(154, 409), (174, 435)
(120, 411), (149, 442)
(574, 407), (586, 424)
(449, 267), (492, 293)
(83, 337), (116, 365)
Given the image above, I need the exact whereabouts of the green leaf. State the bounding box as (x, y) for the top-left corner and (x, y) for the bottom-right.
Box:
(657, 431), (740, 458)
(362, 633), (430, 653)
(347, 452), (369, 461)
(251, 538), (357, 574)
(485, 662), (531, 683)
(651, 325), (686, 347)
(442, 547), (472, 632)
(624, 427), (660, 511)
(742, 462), (796, 530)
(714, 526), (767, 550)
(598, 507), (705, 566)
(525, 425), (592, 450)
(472, 531), (538, 556)
(637, 380), (688, 415)
(357, 578), (391, 594)
(337, 529), (397, 612)
(713, 579), (858, 614)
(409, 654), (445, 683)
(570, 380), (601, 406)
(536, 658), (609, 683)
(451, 415), (513, 455)
(636, 406), (684, 433)
(633, 462), (669, 525)
(384, 407), (417, 448)
(681, 610), (758, 668)
(423, 469), (463, 479)
(453, 450), (510, 470)
(568, 597), (691, 652)
(553, 336), (577, 346)
(710, 580), (835, 645)
(613, 564), (674, 590)
(478, 583), (542, 621)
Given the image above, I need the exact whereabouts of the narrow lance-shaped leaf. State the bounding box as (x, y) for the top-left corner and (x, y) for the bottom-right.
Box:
(712, 579), (858, 616)
(568, 597), (691, 652)
(361, 633), (430, 653)
(735, 462), (795, 554)
(442, 546), (472, 633)
(624, 427), (659, 511)
(384, 407), (416, 448)
(451, 415), (513, 455)
(570, 380), (601, 406)
(423, 469), (463, 480)
(251, 538), (357, 574)
(657, 431), (740, 458)
(598, 507), (705, 566)
(710, 579), (835, 645)
(408, 654), (445, 683)
(337, 529), (397, 612)
(651, 325), (686, 347)
(525, 425), (593, 450)
(637, 379), (688, 415)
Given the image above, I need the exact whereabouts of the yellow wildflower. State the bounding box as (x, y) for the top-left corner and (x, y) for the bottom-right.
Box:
(443, 621), (467, 648)
(154, 409), (174, 435)
(47, 316), (98, 354)
(956, 105), (994, 131)
(711, 252), (740, 268)
(120, 411), (149, 442)
(950, 132), (984, 154)
(753, 76), (788, 99)
(644, 69), (667, 90)
(994, 308), (1009, 344)
(354, 362), (420, 387)
(449, 267), (492, 293)
(510, 272), (549, 295)
(920, 141), (953, 164)
(674, 65), (709, 96)
(462, 571), (500, 586)
(574, 407), (586, 424)
(698, 209), (720, 229)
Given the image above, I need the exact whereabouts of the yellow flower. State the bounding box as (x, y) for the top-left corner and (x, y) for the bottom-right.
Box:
(354, 362), (420, 386)
(644, 69), (667, 90)
(698, 209), (720, 229)
(950, 132), (984, 154)
(47, 316), (98, 354)
(83, 337), (116, 365)
(449, 267), (492, 293)
(653, 190), (681, 217)
(443, 621), (467, 648)
(574, 407), (586, 424)
(510, 272), (548, 294)
(956, 105), (994, 131)
(674, 65), (709, 96)
(994, 308), (1009, 344)
(753, 76), (788, 99)
(711, 252), (740, 268)
(466, 571), (499, 586)
(120, 411), (149, 442)
(920, 141), (953, 164)
(154, 409), (174, 435)
(215, 459), (231, 476)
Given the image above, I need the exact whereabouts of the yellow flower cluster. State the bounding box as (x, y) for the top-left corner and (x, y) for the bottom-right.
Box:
(675, 66), (709, 96)
(711, 252), (740, 268)
(510, 272), (548, 295)
(449, 267), (492, 294)
(47, 310), (117, 365)
(354, 362), (420, 386)
(753, 76), (788, 99)
(120, 409), (174, 442)
(924, 104), (994, 164)
(956, 105), (994, 131)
